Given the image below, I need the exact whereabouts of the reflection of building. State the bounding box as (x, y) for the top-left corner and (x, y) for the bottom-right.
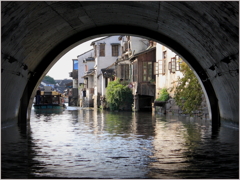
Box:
(149, 117), (189, 178)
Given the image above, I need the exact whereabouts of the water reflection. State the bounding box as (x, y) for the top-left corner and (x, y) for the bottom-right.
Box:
(149, 116), (238, 179)
(25, 108), (239, 178)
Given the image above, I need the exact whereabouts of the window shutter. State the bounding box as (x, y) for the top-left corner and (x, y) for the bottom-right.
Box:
(159, 60), (163, 74)
(176, 56), (182, 71)
(121, 64), (124, 79)
(154, 62), (159, 75)
(162, 59), (166, 75)
(125, 64), (129, 80)
(116, 65), (121, 79)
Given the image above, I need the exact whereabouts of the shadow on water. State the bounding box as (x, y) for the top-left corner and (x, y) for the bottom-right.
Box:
(1, 108), (239, 179)
(1, 121), (28, 178)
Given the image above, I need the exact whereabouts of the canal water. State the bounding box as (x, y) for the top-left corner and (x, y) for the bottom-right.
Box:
(1, 105), (239, 179)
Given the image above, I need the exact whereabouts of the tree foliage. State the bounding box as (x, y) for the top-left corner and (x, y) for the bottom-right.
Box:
(43, 75), (56, 84)
(105, 79), (133, 111)
(174, 62), (203, 115)
(156, 88), (169, 101)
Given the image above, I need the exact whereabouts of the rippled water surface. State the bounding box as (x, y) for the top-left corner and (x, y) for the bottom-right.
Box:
(2, 105), (239, 179)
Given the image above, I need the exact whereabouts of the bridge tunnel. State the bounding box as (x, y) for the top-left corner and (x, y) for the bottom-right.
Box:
(1, 1), (239, 130)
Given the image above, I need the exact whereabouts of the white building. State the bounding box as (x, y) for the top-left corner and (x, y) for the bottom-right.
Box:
(77, 49), (94, 83)
(77, 49), (95, 107)
(155, 44), (184, 98)
(90, 36), (121, 108)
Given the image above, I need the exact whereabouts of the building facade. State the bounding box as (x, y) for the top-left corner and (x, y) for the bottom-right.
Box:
(155, 44), (184, 98)
(116, 36), (156, 111)
(77, 49), (95, 107)
(74, 35), (208, 117)
(69, 59), (79, 106)
(90, 36), (121, 108)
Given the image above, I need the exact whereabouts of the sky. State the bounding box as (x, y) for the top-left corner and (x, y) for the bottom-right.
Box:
(47, 37), (103, 80)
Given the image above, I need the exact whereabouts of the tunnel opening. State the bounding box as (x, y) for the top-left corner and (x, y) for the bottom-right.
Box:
(22, 26), (220, 132)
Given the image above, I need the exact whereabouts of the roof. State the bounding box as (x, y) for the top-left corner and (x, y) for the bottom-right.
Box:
(83, 57), (95, 62)
(101, 69), (115, 78)
(77, 49), (94, 58)
(90, 36), (110, 46)
(82, 69), (95, 78)
(129, 47), (156, 61)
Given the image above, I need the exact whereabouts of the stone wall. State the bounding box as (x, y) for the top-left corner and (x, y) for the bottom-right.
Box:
(155, 96), (209, 119)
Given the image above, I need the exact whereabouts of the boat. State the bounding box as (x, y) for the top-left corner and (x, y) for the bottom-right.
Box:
(34, 86), (66, 109)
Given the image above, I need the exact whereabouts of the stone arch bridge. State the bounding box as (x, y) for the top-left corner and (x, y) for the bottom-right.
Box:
(1, 2), (239, 129)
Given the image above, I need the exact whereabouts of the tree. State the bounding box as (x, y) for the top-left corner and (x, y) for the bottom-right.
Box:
(174, 61), (203, 115)
(105, 79), (133, 111)
(43, 75), (56, 84)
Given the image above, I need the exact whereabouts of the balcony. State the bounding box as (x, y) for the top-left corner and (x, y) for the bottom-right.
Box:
(69, 70), (78, 79)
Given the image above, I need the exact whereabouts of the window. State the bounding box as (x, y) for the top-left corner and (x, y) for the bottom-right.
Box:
(158, 59), (166, 75)
(99, 43), (105, 56)
(171, 57), (176, 73)
(112, 45), (119, 56)
(143, 62), (153, 81)
(120, 64), (129, 80)
(169, 57), (177, 73)
(148, 62), (152, 81)
(73, 60), (78, 70)
(175, 55), (182, 71)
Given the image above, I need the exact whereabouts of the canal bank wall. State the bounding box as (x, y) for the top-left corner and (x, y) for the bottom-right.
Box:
(155, 98), (209, 119)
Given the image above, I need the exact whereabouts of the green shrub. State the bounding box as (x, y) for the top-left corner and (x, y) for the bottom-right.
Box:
(105, 79), (133, 111)
(156, 88), (169, 101)
(174, 62), (203, 115)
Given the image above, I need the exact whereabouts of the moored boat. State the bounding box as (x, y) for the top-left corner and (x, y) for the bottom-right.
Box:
(34, 86), (66, 109)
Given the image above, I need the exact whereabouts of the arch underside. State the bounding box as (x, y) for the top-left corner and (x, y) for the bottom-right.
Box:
(1, 1), (238, 127)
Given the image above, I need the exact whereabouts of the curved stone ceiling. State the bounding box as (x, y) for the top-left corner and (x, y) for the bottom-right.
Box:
(1, 1), (239, 125)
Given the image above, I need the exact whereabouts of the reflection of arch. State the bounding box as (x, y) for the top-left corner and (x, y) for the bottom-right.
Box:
(25, 26), (219, 125)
